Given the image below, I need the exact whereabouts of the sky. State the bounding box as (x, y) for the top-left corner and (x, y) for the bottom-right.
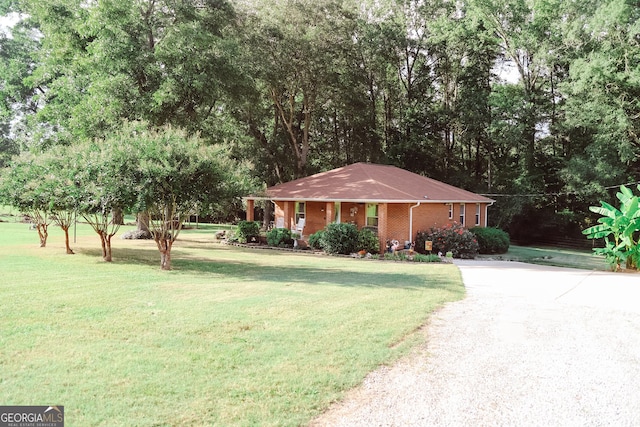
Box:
(0, 12), (21, 36)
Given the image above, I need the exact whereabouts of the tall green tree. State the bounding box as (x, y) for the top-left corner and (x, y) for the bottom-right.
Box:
(237, 0), (366, 179)
(560, 0), (640, 194)
(22, 0), (239, 142)
(0, 10), (41, 157)
(470, 0), (565, 182)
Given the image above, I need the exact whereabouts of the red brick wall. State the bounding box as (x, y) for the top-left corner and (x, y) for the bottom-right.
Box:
(386, 204), (410, 245)
(272, 201), (490, 246)
(304, 201), (326, 236)
(413, 203), (451, 235)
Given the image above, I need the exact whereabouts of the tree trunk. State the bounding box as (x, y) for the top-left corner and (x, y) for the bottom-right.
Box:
(37, 224), (48, 247)
(62, 226), (74, 254)
(158, 238), (173, 270)
(137, 212), (151, 233)
(263, 202), (273, 230)
(98, 231), (111, 262)
(104, 234), (113, 262)
(113, 208), (124, 226)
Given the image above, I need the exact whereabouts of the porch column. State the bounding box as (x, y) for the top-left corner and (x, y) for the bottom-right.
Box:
(325, 202), (334, 226)
(377, 203), (388, 254)
(246, 199), (255, 222)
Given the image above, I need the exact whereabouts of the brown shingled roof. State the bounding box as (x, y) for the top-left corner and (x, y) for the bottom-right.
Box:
(262, 163), (494, 203)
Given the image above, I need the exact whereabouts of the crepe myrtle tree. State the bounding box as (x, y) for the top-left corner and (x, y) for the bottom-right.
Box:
(70, 140), (137, 262)
(126, 124), (237, 270)
(38, 149), (86, 254)
(0, 152), (53, 247)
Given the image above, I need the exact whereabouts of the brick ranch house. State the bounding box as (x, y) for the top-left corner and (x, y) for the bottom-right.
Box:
(245, 163), (495, 252)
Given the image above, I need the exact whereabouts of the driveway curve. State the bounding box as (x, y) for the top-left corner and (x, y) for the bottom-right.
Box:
(311, 261), (640, 426)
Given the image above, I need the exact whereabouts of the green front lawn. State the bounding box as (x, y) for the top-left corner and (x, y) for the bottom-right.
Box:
(0, 220), (464, 426)
(478, 245), (609, 271)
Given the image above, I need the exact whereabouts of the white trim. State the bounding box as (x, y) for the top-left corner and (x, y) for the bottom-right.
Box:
(459, 203), (465, 226)
(484, 201), (494, 227)
(365, 203), (379, 227)
(409, 202), (421, 243)
(295, 201), (306, 223)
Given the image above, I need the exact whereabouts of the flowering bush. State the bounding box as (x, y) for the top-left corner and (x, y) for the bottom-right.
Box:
(415, 222), (479, 259)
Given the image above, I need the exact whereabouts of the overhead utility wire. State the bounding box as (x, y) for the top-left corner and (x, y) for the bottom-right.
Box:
(480, 180), (640, 198)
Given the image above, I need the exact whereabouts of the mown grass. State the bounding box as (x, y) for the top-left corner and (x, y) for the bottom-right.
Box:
(0, 219), (465, 426)
(478, 245), (609, 271)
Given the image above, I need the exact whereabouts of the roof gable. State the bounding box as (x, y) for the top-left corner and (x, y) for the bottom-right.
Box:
(264, 163), (494, 203)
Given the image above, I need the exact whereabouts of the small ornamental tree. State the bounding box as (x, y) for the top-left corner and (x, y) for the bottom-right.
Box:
(127, 125), (237, 270)
(72, 141), (135, 262)
(41, 151), (82, 254)
(583, 185), (640, 271)
(0, 152), (52, 247)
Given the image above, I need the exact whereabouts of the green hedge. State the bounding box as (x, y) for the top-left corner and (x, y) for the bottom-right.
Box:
(357, 227), (380, 253)
(470, 227), (510, 254)
(309, 230), (325, 250)
(321, 223), (359, 255)
(236, 220), (260, 243)
(266, 228), (293, 248)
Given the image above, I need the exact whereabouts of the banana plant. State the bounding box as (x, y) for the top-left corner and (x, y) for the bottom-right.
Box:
(583, 185), (640, 271)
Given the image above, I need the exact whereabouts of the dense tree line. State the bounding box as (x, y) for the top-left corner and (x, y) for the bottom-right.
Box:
(1, 0), (638, 242)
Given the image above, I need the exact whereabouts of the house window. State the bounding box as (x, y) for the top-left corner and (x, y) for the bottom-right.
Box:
(366, 203), (378, 227)
(447, 203), (453, 220)
(295, 202), (305, 223)
(475, 203), (481, 226)
(459, 203), (465, 225)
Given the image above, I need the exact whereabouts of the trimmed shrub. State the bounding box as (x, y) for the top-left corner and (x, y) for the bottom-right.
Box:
(309, 230), (325, 250)
(236, 220), (260, 243)
(415, 222), (479, 259)
(357, 227), (380, 253)
(321, 223), (359, 255)
(266, 228), (293, 248)
(470, 227), (510, 254)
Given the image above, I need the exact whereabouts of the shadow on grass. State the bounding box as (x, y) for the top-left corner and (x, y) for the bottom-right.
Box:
(76, 246), (458, 291)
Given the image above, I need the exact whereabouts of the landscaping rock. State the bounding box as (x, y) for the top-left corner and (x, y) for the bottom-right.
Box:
(121, 229), (153, 240)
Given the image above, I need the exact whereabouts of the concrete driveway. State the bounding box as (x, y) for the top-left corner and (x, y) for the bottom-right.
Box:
(312, 261), (640, 426)
(456, 260), (640, 313)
